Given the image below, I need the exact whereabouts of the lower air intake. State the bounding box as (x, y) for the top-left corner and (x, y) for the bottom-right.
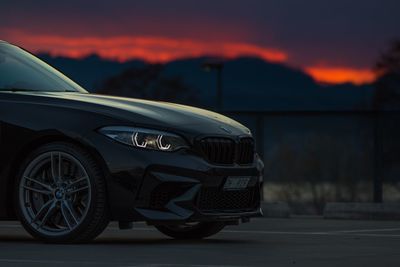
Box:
(197, 186), (259, 212)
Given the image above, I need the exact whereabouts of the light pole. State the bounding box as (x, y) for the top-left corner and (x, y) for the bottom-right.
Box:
(202, 60), (224, 112)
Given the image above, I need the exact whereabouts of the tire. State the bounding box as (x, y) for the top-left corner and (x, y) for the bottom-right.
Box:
(15, 142), (110, 243)
(155, 222), (225, 239)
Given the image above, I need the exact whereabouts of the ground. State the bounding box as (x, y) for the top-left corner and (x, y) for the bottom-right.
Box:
(0, 217), (399, 267)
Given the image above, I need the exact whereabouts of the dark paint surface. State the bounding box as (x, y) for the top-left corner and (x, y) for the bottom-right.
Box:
(0, 41), (262, 223)
(0, 91), (262, 222)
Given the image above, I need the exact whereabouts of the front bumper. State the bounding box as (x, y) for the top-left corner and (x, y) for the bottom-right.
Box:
(134, 169), (263, 223)
(87, 133), (264, 223)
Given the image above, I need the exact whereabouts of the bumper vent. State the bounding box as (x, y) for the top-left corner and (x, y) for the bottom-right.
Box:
(149, 183), (188, 210)
(197, 186), (259, 212)
(198, 137), (255, 165)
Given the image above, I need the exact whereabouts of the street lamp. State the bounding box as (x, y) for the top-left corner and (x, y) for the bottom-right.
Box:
(202, 60), (224, 112)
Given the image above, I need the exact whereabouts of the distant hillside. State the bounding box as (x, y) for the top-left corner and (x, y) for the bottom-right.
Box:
(38, 54), (374, 111)
(38, 54), (146, 90)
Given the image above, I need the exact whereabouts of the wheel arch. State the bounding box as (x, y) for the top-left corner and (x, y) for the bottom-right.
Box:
(5, 133), (110, 218)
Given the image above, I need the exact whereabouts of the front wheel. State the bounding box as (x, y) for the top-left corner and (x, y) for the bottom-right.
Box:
(15, 142), (110, 243)
(155, 222), (225, 239)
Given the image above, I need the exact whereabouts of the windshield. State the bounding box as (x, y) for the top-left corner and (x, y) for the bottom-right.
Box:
(0, 42), (87, 93)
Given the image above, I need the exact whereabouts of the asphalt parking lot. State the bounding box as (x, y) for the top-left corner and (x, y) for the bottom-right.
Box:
(0, 217), (399, 267)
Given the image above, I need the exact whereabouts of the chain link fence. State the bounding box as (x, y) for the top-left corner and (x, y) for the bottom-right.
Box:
(225, 111), (400, 214)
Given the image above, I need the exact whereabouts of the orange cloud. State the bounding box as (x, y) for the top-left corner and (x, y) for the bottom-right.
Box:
(305, 66), (376, 85)
(1, 29), (377, 85)
(3, 30), (287, 63)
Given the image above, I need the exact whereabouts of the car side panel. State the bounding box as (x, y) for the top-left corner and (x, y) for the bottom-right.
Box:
(0, 94), (126, 219)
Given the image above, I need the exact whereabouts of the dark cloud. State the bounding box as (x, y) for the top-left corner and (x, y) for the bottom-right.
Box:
(1, 0), (399, 68)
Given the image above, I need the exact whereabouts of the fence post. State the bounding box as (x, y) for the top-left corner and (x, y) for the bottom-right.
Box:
(373, 111), (383, 203)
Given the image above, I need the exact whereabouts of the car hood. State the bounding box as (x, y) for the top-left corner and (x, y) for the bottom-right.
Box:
(17, 92), (252, 137)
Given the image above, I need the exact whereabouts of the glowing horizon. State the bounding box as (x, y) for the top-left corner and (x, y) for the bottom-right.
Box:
(305, 66), (376, 85)
(4, 31), (287, 63)
(2, 30), (376, 85)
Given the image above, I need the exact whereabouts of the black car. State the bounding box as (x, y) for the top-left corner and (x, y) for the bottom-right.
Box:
(0, 40), (263, 243)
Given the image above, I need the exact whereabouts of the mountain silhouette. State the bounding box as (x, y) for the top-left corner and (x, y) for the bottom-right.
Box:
(38, 54), (146, 90)
(38, 54), (374, 111)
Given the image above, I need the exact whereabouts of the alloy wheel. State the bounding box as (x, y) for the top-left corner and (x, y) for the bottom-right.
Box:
(18, 151), (91, 236)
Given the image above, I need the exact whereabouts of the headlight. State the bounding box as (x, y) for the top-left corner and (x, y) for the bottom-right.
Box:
(99, 126), (188, 152)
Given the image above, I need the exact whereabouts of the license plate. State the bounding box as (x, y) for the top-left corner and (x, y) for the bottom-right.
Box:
(223, 177), (251, 190)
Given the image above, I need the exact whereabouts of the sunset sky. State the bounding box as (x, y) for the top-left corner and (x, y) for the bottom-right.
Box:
(1, 0), (399, 84)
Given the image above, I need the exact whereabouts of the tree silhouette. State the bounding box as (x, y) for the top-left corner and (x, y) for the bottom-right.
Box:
(371, 40), (400, 202)
(373, 40), (400, 110)
(98, 64), (198, 105)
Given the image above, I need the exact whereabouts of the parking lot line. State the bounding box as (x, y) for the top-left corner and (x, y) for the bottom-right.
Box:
(330, 228), (400, 233)
(0, 259), (245, 267)
(223, 228), (400, 237)
(2, 223), (400, 238)
(105, 227), (400, 238)
(0, 259), (104, 265)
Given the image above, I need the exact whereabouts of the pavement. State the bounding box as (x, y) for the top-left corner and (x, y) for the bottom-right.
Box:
(0, 217), (400, 267)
